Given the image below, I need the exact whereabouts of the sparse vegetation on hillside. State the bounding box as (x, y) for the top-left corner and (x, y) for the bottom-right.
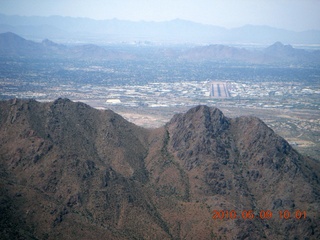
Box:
(0, 99), (319, 239)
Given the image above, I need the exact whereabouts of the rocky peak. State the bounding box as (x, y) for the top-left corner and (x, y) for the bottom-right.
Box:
(166, 106), (231, 170)
(168, 105), (229, 134)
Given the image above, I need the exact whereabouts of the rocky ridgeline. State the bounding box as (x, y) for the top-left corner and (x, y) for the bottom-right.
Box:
(0, 98), (319, 239)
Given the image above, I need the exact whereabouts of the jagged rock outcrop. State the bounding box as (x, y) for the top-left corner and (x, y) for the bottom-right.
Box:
(0, 99), (319, 239)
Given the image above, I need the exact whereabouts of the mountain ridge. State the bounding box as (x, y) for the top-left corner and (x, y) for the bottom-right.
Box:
(1, 32), (319, 64)
(0, 32), (135, 60)
(0, 98), (319, 239)
(1, 13), (320, 44)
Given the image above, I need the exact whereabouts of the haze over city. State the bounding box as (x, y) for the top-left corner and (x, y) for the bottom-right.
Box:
(1, 0), (320, 31)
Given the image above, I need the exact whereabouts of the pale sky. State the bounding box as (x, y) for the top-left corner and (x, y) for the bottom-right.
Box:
(0, 0), (320, 31)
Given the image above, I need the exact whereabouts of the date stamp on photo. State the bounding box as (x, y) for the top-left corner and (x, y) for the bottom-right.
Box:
(212, 210), (307, 220)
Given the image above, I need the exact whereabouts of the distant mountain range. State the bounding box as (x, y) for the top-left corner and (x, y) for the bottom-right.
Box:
(179, 42), (320, 64)
(0, 32), (135, 60)
(0, 14), (320, 45)
(0, 98), (319, 239)
(1, 32), (319, 65)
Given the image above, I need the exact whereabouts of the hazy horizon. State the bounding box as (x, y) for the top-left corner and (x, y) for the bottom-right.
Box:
(0, 0), (320, 32)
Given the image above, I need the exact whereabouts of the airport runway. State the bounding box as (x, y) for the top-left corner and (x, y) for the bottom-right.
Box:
(209, 82), (230, 98)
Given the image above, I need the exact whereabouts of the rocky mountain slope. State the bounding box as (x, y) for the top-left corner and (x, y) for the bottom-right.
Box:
(0, 99), (319, 239)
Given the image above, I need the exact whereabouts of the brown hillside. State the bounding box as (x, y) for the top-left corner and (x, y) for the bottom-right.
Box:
(0, 99), (319, 239)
